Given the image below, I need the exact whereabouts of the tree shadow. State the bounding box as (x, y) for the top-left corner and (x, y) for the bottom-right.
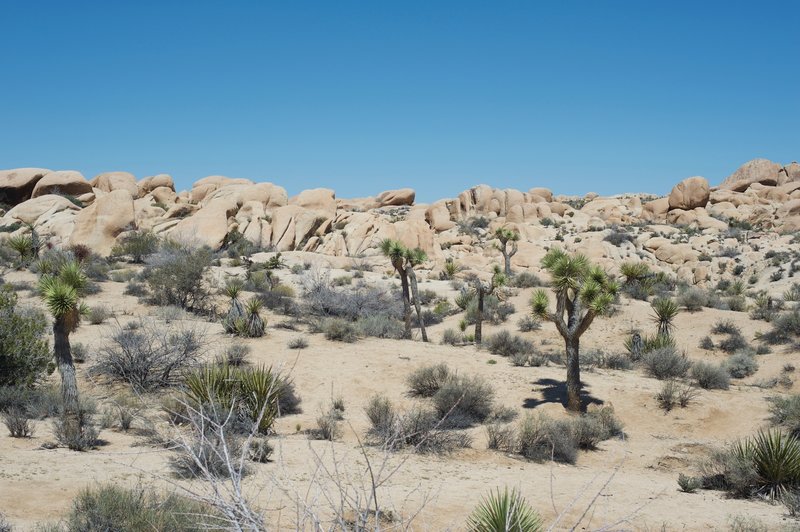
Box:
(522, 378), (604, 412)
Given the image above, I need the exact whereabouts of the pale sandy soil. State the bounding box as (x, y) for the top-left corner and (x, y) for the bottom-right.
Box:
(1, 262), (799, 531)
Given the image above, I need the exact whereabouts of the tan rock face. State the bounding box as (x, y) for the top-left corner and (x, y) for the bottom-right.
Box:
(642, 197), (670, 221)
(376, 188), (415, 207)
(290, 188), (337, 219)
(668, 176), (709, 210)
(170, 198), (239, 249)
(0, 168), (50, 205)
(138, 174), (175, 196)
(91, 172), (139, 197)
(425, 202), (455, 232)
(4, 194), (82, 225)
(31, 171), (93, 198)
(719, 159), (782, 191)
(270, 205), (329, 251)
(69, 189), (136, 255)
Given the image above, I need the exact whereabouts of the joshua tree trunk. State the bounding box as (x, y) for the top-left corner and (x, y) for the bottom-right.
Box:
(399, 272), (412, 339)
(502, 249), (511, 277)
(53, 319), (80, 443)
(565, 335), (582, 412)
(475, 288), (485, 345)
(406, 267), (428, 342)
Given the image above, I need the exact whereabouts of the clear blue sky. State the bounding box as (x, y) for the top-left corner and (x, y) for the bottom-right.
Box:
(1, 1), (798, 202)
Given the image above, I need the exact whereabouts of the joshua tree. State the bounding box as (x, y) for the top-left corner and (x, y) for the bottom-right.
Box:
(380, 239), (428, 342)
(471, 265), (507, 345)
(38, 259), (89, 447)
(494, 227), (520, 277)
(651, 297), (679, 338)
(222, 279), (245, 334)
(531, 249), (618, 412)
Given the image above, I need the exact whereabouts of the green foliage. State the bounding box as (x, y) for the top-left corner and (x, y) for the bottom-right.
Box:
(642, 346), (691, 380)
(433, 374), (495, 427)
(43, 483), (212, 532)
(486, 330), (535, 358)
(656, 380), (698, 411)
(466, 487), (543, 532)
(768, 395), (800, 438)
(677, 473), (702, 493)
(734, 430), (800, 499)
(0, 285), (51, 387)
(406, 363), (452, 398)
(111, 231), (159, 263)
(322, 318), (359, 342)
(143, 244), (213, 311)
(691, 362), (730, 390)
(650, 297), (679, 337)
(726, 352), (759, 379)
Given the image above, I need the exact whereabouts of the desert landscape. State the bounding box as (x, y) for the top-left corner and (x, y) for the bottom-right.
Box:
(2, 159), (800, 530)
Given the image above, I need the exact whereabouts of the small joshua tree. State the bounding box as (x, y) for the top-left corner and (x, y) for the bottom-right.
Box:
(494, 227), (520, 277)
(531, 249), (617, 412)
(471, 265), (507, 345)
(39, 259), (90, 447)
(380, 239), (428, 342)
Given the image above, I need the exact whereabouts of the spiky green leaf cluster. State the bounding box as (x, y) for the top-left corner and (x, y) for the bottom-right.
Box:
(534, 248), (616, 319)
(379, 239), (428, 269)
(466, 487), (543, 532)
(38, 259), (88, 324)
(733, 429), (800, 499)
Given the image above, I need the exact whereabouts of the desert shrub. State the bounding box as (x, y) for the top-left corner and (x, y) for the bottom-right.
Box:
(603, 229), (634, 246)
(711, 319), (741, 336)
(750, 294), (782, 322)
(332, 275), (352, 287)
(111, 231), (160, 263)
(642, 347), (691, 380)
(702, 430), (800, 499)
(677, 473), (702, 493)
(718, 246), (740, 258)
(0, 513), (9, 532)
(782, 490), (800, 518)
(2, 407), (34, 437)
(184, 364), (298, 434)
(407, 364), (451, 397)
(699, 336), (714, 350)
(677, 287), (708, 311)
(726, 296), (747, 312)
(46, 484), (212, 532)
(516, 414), (577, 463)
(302, 270), (401, 321)
(510, 271), (543, 288)
(466, 487), (543, 532)
(726, 352), (759, 379)
(143, 244), (213, 311)
(312, 404), (344, 441)
(87, 305), (111, 325)
(719, 333), (749, 354)
(465, 295), (515, 325)
(93, 320), (206, 391)
(761, 311), (800, 345)
(53, 403), (99, 451)
(691, 362), (730, 390)
(517, 314), (541, 332)
(358, 314), (405, 339)
(433, 375), (495, 428)
(768, 396), (800, 438)
(0, 285), (50, 387)
(486, 330), (534, 358)
(287, 337), (308, 349)
(124, 280), (147, 297)
(656, 380), (699, 411)
(583, 350), (633, 371)
(486, 423), (517, 451)
(247, 437), (274, 463)
(221, 343), (250, 366)
(71, 342), (87, 363)
(322, 318), (359, 342)
(365, 394), (395, 433)
(441, 328), (463, 345)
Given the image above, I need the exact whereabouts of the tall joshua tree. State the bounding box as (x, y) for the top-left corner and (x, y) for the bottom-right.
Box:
(531, 249), (617, 412)
(471, 265), (507, 345)
(38, 259), (89, 447)
(380, 239), (428, 342)
(494, 227), (520, 277)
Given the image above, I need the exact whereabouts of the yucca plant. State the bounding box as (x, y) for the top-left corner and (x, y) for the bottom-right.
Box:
(735, 430), (800, 499)
(466, 487), (543, 532)
(619, 261), (651, 285)
(222, 280), (245, 334)
(532, 248), (618, 412)
(651, 297), (679, 338)
(185, 364), (238, 413)
(441, 258), (461, 280)
(39, 259), (90, 448)
(245, 297), (265, 338)
(7, 234), (33, 265)
(239, 366), (282, 433)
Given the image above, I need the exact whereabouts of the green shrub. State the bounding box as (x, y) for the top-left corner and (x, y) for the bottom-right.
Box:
(719, 333), (749, 354)
(358, 314), (405, 339)
(677, 473), (702, 493)
(726, 352), (759, 379)
(677, 288), (708, 312)
(486, 330), (534, 357)
(641, 347), (691, 380)
(465, 295), (515, 325)
(699, 336), (714, 350)
(87, 305), (111, 325)
(656, 380), (698, 411)
(466, 487), (543, 532)
(711, 319), (741, 335)
(143, 244), (213, 311)
(433, 375), (495, 427)
(111, 231), (160, 263)
(517, 314), (541, 332)
(407, 363), (451, 397)
(0, 285), (50, 387)
(768, 395), (800, 437)
(441, 328), (463, 345)
(691, 362), (730, 390)
(510, 272), (543, 288)
(44, 484), (212, 531)
(322, 318), (359, 342)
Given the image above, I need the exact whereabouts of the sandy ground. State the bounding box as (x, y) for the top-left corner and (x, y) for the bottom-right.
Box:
(1, 262), (799, 531)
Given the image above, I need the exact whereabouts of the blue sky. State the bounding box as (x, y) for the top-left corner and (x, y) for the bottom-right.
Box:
(1, 1), (797, 202)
